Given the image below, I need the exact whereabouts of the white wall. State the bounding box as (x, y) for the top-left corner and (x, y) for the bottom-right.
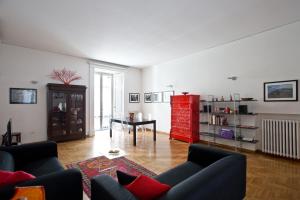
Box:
(124, 68), (142, 114)
(142, 21), (300, 133)
(0, 43), (142, 143)
(0, 44), (89, 143)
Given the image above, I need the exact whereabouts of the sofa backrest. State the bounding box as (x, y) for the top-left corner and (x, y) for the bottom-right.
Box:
(0, 151), (15, 171)
(159, 155), (246, 200)
(187, 144), (235, 167)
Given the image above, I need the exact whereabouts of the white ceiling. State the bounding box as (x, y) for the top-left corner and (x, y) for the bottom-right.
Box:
(0, 0), (300, 68)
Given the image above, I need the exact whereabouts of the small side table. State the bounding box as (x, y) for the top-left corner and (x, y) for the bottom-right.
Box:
(12, 132), (21, 144)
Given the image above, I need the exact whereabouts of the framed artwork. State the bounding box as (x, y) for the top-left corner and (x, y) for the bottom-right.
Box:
(152, 92), (162, 103)
(129, 93), (140, 103)
(163, 91), (174, 103)
(10, 88), (37, 104)
(144, 93), (152, 103)
(264, 80), (298, 102)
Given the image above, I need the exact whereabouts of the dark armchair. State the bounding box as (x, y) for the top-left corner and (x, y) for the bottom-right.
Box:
(0, 141), (83, 200)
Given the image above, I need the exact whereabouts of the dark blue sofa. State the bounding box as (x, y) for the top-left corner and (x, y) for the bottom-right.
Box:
(91, 144), (246, 200)
(0, 141), (83, 200)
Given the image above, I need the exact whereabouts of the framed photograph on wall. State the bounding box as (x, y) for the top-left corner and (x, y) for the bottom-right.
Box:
(152, 92), (162, 103)
(264, 80), (298, 102)
(163, 91), (174, 103)
(10, 88), (37, 104)
(129, 93), (140, 103)
(144, 93), (152, 103)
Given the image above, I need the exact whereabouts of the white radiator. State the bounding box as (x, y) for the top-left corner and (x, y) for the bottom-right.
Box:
(262, 119), (300, 159)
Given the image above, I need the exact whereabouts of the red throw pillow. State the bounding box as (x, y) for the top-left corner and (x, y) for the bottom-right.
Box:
(125, 175), (171, 200)
(0, 170), (36, 187)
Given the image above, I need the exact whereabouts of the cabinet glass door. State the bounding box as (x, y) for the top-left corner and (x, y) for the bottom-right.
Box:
(50, 92), (67, 136)
(69, 93), (84, 135)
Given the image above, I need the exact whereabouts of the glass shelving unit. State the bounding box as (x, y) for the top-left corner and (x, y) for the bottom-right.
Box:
(200, 94), (258, 151)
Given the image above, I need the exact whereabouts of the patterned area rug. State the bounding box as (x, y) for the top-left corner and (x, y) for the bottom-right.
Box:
(66, 156), (157, 198)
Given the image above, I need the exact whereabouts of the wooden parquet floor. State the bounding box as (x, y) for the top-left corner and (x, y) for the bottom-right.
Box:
(58, 130), (300, 200)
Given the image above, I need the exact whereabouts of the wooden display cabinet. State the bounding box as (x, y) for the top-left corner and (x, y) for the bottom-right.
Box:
(47, 83), (86, 142)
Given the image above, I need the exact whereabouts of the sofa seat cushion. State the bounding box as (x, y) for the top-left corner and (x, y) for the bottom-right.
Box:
(155, 161), (203, 187)
(20, 157), (64, 177)
(0, 151), (14, 171)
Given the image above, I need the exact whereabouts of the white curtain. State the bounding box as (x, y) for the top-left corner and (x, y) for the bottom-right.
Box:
(113, 72), (124, 118)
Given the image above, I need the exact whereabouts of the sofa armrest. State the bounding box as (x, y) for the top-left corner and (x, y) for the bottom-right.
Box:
(91, 175), (137, 200)
(187, 144), (237, 166)
(0, 184), (15, 200)
(0, 169), (83, 200)
(23, 169), (82, 200)
(160, 155), (246, 200)
(0, 141), (58, 168)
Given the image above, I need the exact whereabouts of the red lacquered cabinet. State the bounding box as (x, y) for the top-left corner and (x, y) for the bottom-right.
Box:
(170, 95), (200, 143)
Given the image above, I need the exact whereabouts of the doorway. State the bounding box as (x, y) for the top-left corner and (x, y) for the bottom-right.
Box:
(94, 70), (124, 131)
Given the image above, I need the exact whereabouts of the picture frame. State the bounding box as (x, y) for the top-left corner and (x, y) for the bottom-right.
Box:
(264, 80), (298, 102)
(162, 91), (174, 103)
(152, 92), (162, 103)
(144, 93), (152, 103)
(10, 88), (37, 104)
(129, 93), (140, 103)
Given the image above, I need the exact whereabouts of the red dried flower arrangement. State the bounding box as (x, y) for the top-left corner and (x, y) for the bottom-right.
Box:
(49, 68), (81, 85)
